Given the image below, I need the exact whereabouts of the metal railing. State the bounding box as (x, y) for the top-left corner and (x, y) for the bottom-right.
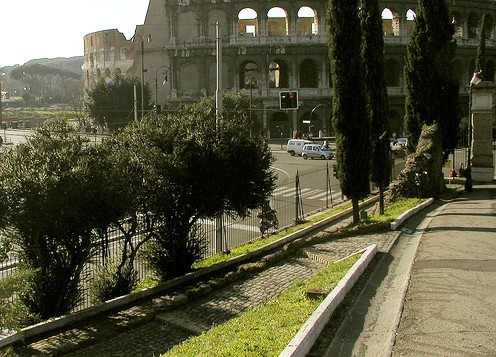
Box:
(1, 164), (344, 311)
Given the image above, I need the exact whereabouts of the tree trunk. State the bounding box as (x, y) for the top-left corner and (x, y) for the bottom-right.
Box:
(352, 197), (360, 224)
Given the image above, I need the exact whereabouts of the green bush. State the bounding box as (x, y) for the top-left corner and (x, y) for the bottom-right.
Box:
(89, 261), (138, 304)
(141, 223), (207, 281)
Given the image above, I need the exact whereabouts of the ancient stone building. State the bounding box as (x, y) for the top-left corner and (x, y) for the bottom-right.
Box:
(83, 0), (496, 139)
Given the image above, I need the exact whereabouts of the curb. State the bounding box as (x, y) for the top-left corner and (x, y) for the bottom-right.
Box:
(280, 244), (378, 357)
(0, 196), (377, 350)
(390, 198), (434, 230)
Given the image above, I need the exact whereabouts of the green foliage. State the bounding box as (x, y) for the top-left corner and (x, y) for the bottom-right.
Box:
(360, 0), (391, 197)
(141, 223), (207, 280)
(89, 261), (138, 304)
(0, 270), (37, 332)
(0, 120), (118, 318)
(98, 92), (275, 281)
(404, 0), (460, 155)
(327, 0), (371, 222)
(84, 75), (152, 132)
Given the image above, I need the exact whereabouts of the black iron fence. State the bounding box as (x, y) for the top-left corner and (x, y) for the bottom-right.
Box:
(1, 165), (344, 311)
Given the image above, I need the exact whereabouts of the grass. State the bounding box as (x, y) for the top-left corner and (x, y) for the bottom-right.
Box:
(160, 198), (425, 356)
(163, 256), (359, 357)
(192, 203), (353, 269)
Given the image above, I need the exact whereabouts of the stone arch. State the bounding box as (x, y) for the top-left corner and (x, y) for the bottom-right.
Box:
(299, 59), (318, 88)
(452, 11), (463, 37)
(297, 6), (318, 36)
(267, 7), (288, 36)
(240, 61), (260, 89)
(208, 61), (229, 94)
(178, 12), (198, 39)
(238, 8), (258, 37)
(269, 111), (290, 138)
(300, 110), (320, 136)
(269, 59), (289, 88)
(179, 62), (199, 95)
(382, 8), (400, 36)
(405, 9), (416, 37)
(384, 58), (401, 87)
(468, 12), (479, 39)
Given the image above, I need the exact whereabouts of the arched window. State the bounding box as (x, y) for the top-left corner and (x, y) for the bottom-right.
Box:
(179, 62), (199, 94)
(178, 12), (198, 39)
(405, 9), (416, 37)
(468, 13), (479, 39)
(382, 8), (399, 36)
(452, 11), (463, 37)
(297, 7), (318, 35)
(267, 7), (288, 36)
(241, 61), (259, 89)
(299, 59), (318, 88)
(238, 8), (258, 37)
(208, 9), (227, 38)
(269, 60), (288, 88)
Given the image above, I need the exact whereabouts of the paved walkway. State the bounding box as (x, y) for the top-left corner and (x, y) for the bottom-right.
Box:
(322, 184), (496, 357)
(392, 184), (496, 356)
(12, 219), (397, 356)
(11, 184), (496, 356)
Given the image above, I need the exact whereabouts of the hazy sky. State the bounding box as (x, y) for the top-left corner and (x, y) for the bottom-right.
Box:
(0, 0), (150, 67)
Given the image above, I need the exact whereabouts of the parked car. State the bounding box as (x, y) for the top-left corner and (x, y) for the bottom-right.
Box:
(286, 139), (313, 156)
(302, 144), (334, 160)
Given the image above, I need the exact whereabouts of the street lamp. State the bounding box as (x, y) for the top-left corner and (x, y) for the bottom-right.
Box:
(155, 65), (171, 109)
(0, 72), (5, 142)
(465, 70), (483, 191)
(133, 33), (151, 119)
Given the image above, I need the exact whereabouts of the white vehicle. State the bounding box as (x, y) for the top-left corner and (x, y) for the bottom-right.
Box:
(286, 139), (313, 156)
(302, 144), (334, 160)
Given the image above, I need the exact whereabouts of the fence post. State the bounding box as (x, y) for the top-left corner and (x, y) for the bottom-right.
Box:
(294, 171), (304, 223)
(215, 215), (223, 253)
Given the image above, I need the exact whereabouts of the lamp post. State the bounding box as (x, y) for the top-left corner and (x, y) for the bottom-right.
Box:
(0, 72), (5, 142)
(155, 65), (171, 107)
(465, 71), (483, 191)
(133, 33), (151, 119)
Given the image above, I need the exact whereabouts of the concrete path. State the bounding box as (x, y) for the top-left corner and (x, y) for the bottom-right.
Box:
(324, 184), (496, 357)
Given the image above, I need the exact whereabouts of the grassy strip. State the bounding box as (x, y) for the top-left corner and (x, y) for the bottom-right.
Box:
(192, 203), (353, 269)
(163, 256), (359, 357)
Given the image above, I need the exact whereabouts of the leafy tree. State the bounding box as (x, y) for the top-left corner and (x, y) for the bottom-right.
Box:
(85, 75), (152, 132)
(103, 92), (276, 281)
(9, 63), (81, 102)
(361, 0), (391, 215)
(0, 120), (118, 319)
(327, 0), (371, 223)
(404, 0), (460, 155)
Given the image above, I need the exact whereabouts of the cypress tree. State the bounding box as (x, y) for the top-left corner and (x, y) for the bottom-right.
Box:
(327, 0), (370, 223)
(361, 0), (391, 215)
(404, 0), (460, 155)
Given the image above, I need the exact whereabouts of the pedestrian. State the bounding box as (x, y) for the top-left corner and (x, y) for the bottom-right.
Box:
(458, 163), (465, 178)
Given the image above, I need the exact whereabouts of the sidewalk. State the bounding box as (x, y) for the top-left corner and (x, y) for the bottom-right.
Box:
(392, 184), (496, 356)
(324, 184), (496, 356)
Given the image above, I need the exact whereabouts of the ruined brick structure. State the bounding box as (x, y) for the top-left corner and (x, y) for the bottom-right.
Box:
(83, 0), (496, 138)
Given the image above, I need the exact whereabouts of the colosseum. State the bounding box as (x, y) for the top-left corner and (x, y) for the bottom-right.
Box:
(82, 0), (496, 139)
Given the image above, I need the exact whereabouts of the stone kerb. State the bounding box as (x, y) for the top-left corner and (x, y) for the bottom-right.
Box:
(280, 244), (378, 357)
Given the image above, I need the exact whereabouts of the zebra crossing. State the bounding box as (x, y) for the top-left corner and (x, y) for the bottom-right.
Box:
(273, 185), (343, 202)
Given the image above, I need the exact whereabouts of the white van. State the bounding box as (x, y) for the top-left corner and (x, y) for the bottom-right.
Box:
(286, 139), (313, 156)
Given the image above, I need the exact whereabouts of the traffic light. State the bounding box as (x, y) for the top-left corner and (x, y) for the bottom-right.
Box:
(279, 91), (298, 110)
